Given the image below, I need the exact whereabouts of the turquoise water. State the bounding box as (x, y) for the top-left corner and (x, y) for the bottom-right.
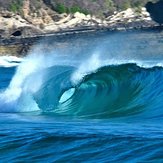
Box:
(0, 30), (163, 162)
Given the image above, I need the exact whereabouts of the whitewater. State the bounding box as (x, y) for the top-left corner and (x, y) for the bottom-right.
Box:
(0, 30), (163, 162)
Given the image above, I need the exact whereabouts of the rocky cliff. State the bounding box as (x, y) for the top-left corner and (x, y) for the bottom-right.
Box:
(0, 0), (158, 38)
(0, 0), (161, 56)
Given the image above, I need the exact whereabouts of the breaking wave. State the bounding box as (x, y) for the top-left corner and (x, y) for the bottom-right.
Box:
(1, 54), (163, 120)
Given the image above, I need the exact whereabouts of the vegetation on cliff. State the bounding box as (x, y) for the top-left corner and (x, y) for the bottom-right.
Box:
(0, 0), (157, 17)
(41, 0), (158, 16)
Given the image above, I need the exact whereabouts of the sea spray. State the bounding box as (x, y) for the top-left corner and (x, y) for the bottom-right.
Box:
(0, 49), (78, 112)
(0, 53), (58, 112)
(71, 54), (101, 85)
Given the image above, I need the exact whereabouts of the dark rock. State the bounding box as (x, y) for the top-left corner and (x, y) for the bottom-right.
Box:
(52, 14), (63, 21)
(17, 26), (43, 37)
(7, 26), (43, 38)
(2, 15), (11, 18)
(103, 11), (114, 18)
(11, 30), (22, 37)
(145, 0), (163, 25)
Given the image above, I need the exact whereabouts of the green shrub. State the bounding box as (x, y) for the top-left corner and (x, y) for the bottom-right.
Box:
(55, 3), (89, 15)
(55, 3), (67, 14)
(9, 0), (22, 13)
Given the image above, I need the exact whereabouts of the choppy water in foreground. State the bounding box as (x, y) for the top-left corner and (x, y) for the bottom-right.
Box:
(0, 30), (163, 162)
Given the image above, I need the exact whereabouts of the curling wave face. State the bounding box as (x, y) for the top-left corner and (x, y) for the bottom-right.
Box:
(58, 64), (163, 119)
(1, 55), (163, 120)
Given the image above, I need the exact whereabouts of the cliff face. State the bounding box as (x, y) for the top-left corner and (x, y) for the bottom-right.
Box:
(0, 0), (159, 39)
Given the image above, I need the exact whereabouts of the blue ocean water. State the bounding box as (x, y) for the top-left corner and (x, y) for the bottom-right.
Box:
(0, 30), (163, 162)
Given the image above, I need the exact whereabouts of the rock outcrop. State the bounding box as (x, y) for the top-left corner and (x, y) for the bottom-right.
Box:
(146, 0), (163, 25)
(0, 6), (157, 39)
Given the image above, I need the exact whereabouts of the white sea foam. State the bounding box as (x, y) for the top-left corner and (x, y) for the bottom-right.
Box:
(0, 54), (53, 112)
(0, 56), (22, 67)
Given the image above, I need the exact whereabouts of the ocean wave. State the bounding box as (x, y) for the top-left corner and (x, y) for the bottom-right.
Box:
(1, 53), (163, 120)
(57, 63), (163, 118)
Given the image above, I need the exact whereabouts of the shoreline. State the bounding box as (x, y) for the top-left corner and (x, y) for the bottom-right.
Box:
(1, 24), (163, 44)
(0, 24), (162, 56)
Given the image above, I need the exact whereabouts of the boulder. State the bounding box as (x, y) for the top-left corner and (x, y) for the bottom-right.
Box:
(74, 12), (86, 20)
(146, 0), (163, 25)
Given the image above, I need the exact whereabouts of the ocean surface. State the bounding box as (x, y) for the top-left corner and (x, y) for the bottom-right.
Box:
(0, 30), (163, 162)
